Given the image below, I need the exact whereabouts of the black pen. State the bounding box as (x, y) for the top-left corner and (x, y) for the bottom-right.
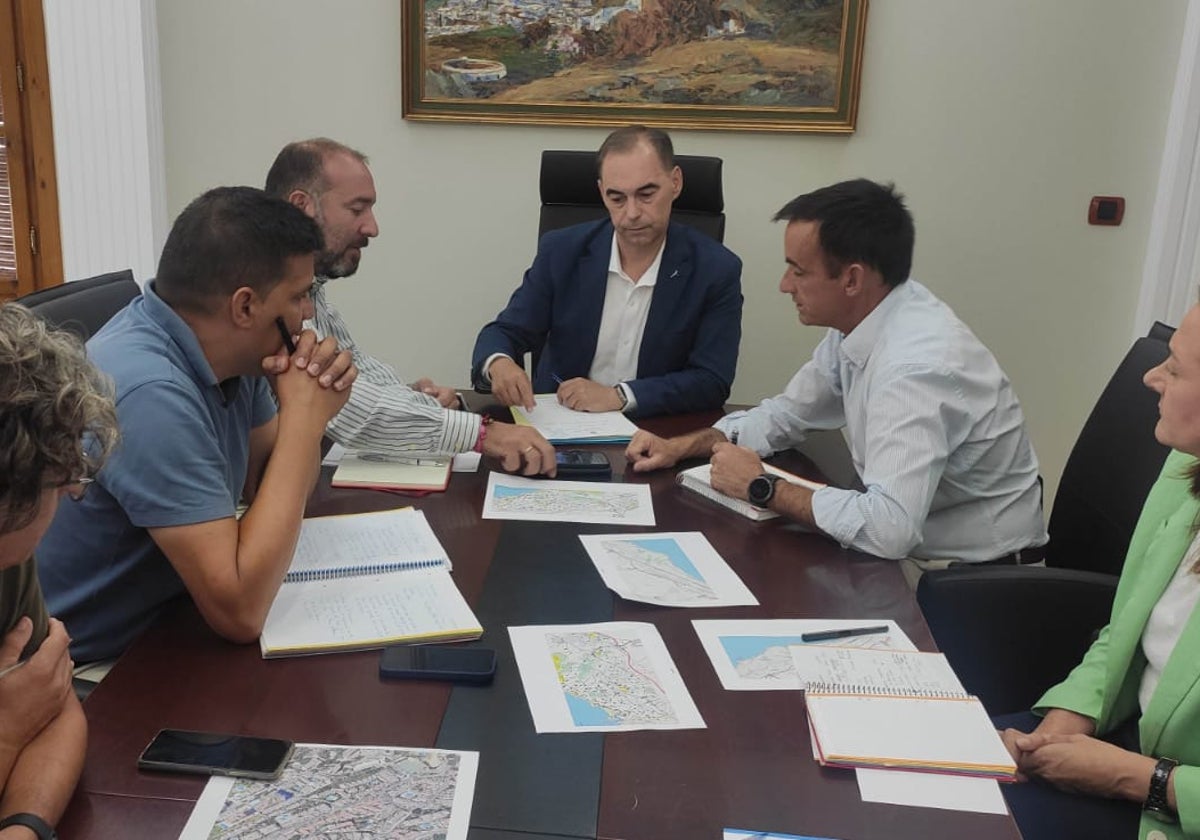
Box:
(275, 316), (297, 355)
(800, 624), (889, 643)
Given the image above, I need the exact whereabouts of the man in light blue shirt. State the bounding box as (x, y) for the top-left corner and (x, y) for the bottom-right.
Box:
(626, 179), (1047, 580)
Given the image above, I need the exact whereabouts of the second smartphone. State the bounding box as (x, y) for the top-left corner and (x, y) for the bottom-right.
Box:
(379, 644), (497, 685)
(137, 729), (294, 780)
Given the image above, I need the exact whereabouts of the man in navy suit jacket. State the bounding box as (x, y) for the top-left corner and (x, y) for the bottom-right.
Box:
(471, 126), (743, 419)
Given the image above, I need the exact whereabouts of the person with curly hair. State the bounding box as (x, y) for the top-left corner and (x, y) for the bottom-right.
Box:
(0, 303), (117, 840)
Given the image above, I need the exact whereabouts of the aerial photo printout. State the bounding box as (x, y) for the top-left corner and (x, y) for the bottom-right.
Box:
(178, 744), (479, 840)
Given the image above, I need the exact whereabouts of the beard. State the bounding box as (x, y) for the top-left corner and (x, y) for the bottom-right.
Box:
(314, 242), (363, 279)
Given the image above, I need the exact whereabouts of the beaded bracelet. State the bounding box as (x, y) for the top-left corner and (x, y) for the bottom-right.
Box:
(473, 414), (495, 453)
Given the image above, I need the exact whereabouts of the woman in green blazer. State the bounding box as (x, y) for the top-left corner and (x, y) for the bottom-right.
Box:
(998, 306), (1200, 840)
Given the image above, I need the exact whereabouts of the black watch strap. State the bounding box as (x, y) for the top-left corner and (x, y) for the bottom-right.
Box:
(0, 813), (56, 840)
(1144, 756), (1179, 823)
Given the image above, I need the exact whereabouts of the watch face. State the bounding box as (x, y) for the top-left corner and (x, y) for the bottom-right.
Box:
(748, 475), (774, 506)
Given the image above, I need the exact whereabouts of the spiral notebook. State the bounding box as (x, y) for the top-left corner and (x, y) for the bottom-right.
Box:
(792, 646), (1016, 781)
(259, 509), (482, 658)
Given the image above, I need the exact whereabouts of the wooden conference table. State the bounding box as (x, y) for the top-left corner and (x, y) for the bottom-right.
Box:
(57, 407), (1022, 840)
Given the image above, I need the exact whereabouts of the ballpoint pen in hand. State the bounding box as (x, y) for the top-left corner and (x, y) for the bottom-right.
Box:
(274, 317), (297, 355)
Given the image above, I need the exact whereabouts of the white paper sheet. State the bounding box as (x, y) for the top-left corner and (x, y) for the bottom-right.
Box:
(511, 394), (639, 442)
(856, 767), (1008, 815)
(724, 831), (835, 840)
(579, 531), (758, 607)
(320, 441), (347, 466)
(693, 618), (915, 690)
(178, 743), (479, 839)
(452, 451), (482, 472)
(509, 622), (705, 733)
(482, 472), (655, 526)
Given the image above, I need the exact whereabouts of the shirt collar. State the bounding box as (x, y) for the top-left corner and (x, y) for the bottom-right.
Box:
(144, 281), (241, 404)
(608, 231), (666, 287)
(838, 279), (915, 368)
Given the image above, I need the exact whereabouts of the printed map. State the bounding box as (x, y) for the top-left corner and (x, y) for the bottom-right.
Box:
(207, 745), (463, 839)
(549, 629), (678, 726)
(721, 633), (898, 685)
(491, 485), (641, 519)
(598, 538), (717, 604)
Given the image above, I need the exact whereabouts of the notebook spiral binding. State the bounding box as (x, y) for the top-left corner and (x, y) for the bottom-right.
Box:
(285, 558), (444, 583)
(804, 681), (969, 700)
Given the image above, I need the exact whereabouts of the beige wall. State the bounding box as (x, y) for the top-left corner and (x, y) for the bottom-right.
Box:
(156, 0), (1186, 507)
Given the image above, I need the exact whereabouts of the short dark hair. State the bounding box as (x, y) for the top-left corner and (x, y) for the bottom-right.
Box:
(774, 179), (915, 288)
(155, 186), (323, 313)
(596, 125), (675, 175)
(264, 138), (369, 200)
(0, 304), (118, 534)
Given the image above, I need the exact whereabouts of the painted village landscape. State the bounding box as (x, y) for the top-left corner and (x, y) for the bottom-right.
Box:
(422, 0), (848, 109)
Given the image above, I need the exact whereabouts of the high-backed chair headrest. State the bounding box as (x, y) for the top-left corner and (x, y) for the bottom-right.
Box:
(538, 150), (725, 242)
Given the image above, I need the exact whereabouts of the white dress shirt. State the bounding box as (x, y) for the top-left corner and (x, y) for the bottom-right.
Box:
(1140, 533), (1200, 711)
(715, 279), (1047, 562)
(307, 280), (480, 455)
(586, 233), (665, 413)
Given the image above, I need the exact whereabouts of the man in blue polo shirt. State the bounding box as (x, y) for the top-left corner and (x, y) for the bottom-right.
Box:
(37, 186), (357, 665)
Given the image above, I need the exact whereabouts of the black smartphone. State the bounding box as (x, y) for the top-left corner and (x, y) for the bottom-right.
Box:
(137, 729), (294, 780)
(554, 449), (612, 479)
(379, 644), (497, 684)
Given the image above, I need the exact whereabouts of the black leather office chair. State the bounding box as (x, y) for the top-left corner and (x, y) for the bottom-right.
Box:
(917, 323), (1174, 714)
(538, 150), (725, 242)
(14, 269), (139, 340)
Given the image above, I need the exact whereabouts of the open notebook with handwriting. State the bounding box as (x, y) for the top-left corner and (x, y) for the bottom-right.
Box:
(793, 646), (1016, 781)
(259, 508), (481, 658)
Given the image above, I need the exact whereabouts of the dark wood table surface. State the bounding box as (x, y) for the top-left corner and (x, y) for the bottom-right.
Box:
(57, 408), (1021, 840)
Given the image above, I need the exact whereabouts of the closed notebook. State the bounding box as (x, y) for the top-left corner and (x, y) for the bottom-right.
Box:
(793, 646), (1016, 781)
(331, 451), (452, 492)
(676, 463), (825, 522)
(259, 508), (482, 658)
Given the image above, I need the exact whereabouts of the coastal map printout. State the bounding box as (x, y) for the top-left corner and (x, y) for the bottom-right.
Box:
(509, 622), (704, 733)
(177, 744), (478, 840)
(482, 472), (655, 526)
(578, 532), (757, 607)
(694, 619), (915, 691)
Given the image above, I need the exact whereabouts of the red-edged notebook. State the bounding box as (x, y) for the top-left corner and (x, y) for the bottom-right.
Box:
(331, 453), (452, 492)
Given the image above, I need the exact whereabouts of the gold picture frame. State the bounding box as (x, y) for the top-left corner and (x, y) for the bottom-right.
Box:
(402, 1), (868, 134)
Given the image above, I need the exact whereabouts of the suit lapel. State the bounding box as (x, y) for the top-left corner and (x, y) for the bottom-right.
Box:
(1140, 595), (1200, 753)
(571, 226), (615, 376)
(639, 225), (693, 374)
(1107, 503), (1197, 738)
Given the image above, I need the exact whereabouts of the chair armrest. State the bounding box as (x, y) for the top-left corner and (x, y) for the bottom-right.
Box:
(916, 566), (1118, 715)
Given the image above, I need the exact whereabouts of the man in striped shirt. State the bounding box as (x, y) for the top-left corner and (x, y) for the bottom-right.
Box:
(266, 138), (555, 476)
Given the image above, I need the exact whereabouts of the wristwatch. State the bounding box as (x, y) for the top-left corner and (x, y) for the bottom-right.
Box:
(613, 384), (629, 411)
(0, 813), (56, 840)
(1144, 756), (1179, 823)
(747, 473), (782, 508)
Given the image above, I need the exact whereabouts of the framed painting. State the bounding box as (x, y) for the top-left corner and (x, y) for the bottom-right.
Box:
(402, 0), (868, 133)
